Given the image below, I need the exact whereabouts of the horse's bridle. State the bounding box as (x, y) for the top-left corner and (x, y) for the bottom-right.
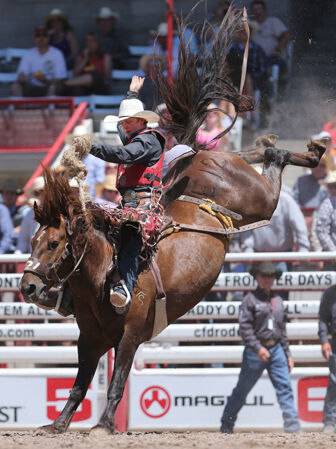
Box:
(23, 229), (88, 290)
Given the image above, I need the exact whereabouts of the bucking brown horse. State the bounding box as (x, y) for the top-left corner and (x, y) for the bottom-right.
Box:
(19, 134), (325, 434)
(19, 5), (327, 434)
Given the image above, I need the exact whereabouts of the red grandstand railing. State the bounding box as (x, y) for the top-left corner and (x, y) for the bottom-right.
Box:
(0, 97), (76, 152)
(23, 101), (88, 191)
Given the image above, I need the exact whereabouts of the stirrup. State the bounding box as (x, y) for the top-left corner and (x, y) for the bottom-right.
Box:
(110, 280), (131, 314)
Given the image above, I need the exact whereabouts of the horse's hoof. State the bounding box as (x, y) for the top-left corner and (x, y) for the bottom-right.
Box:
(34, 424), (64, 435)
(89, 424), (114, 437)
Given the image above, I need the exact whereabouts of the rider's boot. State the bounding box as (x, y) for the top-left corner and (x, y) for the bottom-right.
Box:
(110, 280), (131, 314)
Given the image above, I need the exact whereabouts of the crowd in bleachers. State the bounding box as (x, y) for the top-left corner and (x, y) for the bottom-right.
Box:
(0, 2), (291, 117)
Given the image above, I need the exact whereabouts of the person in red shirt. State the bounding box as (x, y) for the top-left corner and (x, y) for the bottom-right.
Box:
(64, 32), (112, 94)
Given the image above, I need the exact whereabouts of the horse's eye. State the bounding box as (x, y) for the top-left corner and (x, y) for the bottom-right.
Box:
(48, 241), (59, 250)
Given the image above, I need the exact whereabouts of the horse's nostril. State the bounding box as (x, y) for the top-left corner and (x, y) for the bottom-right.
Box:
(22, 283), (36, 296)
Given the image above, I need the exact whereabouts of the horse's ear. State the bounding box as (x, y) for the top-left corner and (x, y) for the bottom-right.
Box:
(33, 201), (42, 223)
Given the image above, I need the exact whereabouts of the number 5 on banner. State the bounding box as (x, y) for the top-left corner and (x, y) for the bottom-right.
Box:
(47, 378), (92, 422)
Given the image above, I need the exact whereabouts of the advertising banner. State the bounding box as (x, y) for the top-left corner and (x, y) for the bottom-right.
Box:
(129, 367), (329, 430)
(0, 357), (108, 429)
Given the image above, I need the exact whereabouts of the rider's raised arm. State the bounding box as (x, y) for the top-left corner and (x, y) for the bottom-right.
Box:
(126, 75), (145, 100)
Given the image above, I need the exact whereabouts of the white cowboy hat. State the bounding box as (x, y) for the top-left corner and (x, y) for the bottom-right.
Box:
(44, 8), (69, 23)
(104, 98), (159, 124)
(326, 171), (336, 185)
(149, 22), (178, 37)
(94, 7), (120, 21)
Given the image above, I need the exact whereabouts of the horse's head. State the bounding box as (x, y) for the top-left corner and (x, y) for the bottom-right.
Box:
(20, 214), (75, 305)
(20, 167), (90, 307)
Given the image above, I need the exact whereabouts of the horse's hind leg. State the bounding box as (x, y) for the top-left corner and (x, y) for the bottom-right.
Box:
(36, 335), (104, 434)
(90, 332), (139, 435)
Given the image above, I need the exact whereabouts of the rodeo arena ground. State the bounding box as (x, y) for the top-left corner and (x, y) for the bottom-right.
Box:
(1, 0), (336, 448)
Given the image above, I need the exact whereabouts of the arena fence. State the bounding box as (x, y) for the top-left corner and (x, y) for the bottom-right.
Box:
(0, 252), (335, 430)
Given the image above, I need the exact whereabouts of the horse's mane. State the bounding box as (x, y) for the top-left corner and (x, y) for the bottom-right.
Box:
(34, 167), (107, 238)
(153, 4), (254, 152)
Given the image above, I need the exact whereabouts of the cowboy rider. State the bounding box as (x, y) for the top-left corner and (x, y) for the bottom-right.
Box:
(88, 75), (165, 310)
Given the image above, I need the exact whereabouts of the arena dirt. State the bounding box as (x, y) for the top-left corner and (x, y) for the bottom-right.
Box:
(0, 431), (336, 449)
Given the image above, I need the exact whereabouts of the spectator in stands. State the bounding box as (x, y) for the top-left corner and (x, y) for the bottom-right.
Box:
(0, 203), (13, 254)
(316, 171), (336, 264)
(66, 125), (106, 197)
(16, 177), (44, 254)
(45, 8), (78, 70)
(226, 19), (271, 125)
(220, 261), (300, 434)
(241, 186), (309, 300)
(212, 1), (230, 28)
(11, 26), (67, 97)
(95, 175), (121, 207)
(323, 110), (336, 152)
(0, 179), (27, 251)
(196, 103), (229, 152)
(318, 283), (336, 434)
(94, 6), (129, 69)
(64, 32), (112, 95)
(138, 54), (165, 110)
(151, 21), (198, 75)
(105, 162), (118, 176)
(250, 0), (289, 81)
(242, 187), (310, 261)
(293, 157), (328, 208)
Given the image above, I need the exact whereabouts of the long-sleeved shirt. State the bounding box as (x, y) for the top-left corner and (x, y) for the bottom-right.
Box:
(318, 285), (336, 344)
(0, 204), (14, 254)
(16, 208), (38, 254)
(83, 154), (106, 198)
(239, 287), (291, 357)
(316, 195), (336, 251)
(292, 173), (328, 208)
(242, 189), (310, 252)
(90, 130), (163, 168)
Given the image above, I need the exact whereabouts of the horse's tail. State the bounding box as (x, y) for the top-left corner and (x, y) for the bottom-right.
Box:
(153, 4), (254, 151)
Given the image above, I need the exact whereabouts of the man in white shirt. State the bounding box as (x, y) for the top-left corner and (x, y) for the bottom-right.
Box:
(11, 26), (67, 96)
(250, 0), (289, 68)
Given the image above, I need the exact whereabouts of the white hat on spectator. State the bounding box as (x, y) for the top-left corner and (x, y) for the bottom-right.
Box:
(32, 176), (45, 191)
(326, 170), (336, 185)
(45, 8), (69, 23)
(94, 7), (120, 22)
(104, 98), (159, 124)
(311, 131), (331, 141)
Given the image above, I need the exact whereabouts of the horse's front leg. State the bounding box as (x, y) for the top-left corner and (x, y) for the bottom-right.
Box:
(36, 335), (105, 434)
(90, 332), (139, 435)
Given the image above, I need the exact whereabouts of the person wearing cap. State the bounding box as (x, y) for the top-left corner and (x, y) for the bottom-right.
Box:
(152, 20), (198, 75)
(0, 203), (14, 255)
(318, 283), (336, 433)
(95, 174), (121, 207)
(82, 75), (165, 310)
(220, 261), (301, 434)
(11, 26), (67, 97)
(94, 6), (129, 69)
(16, 177), (45, 254)
(45, 8), (78, 70)
(316, 171), (336, 268)
(0, 178), (29, 252)
(293, 154), (329, 209)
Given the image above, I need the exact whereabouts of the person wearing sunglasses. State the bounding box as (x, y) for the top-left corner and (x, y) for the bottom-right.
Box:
(11, 26), (67, 97)
(220, 261), (301, 434)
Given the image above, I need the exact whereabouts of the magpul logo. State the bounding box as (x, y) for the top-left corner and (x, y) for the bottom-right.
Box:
(140, 386), (171, 418)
